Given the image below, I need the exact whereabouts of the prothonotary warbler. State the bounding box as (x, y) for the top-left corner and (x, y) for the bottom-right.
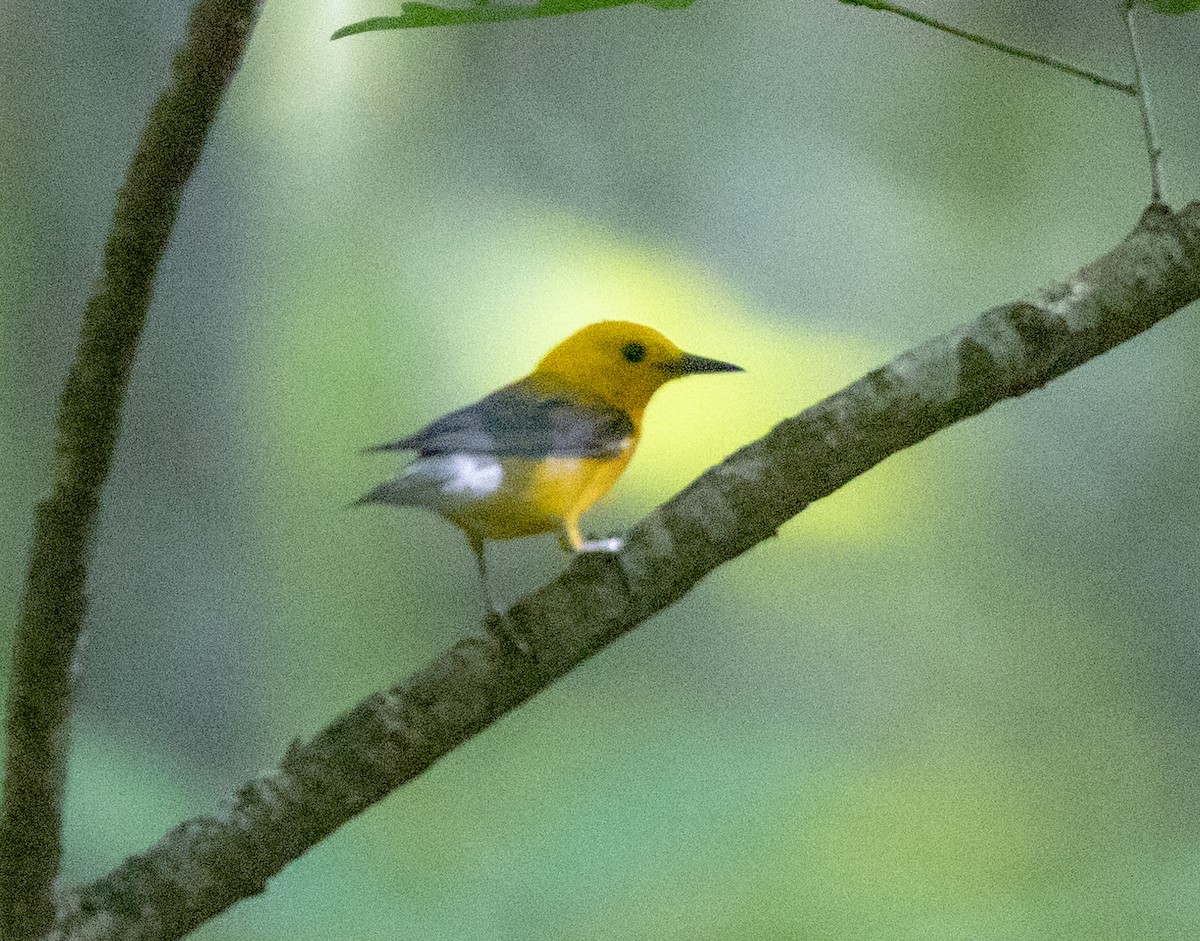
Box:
(358, 321), (742, 610)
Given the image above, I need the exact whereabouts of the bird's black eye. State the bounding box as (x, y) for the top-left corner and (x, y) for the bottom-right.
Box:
(622, 342), (647, 364)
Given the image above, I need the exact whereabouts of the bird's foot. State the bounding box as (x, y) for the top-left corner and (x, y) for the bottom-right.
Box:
(576, 535), (625, 553)
(483, 608), (534, 658)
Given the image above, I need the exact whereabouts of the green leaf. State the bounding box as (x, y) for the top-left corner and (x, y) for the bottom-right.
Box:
(332, 0), (696, 39)
(1146, 0), (1200, 12)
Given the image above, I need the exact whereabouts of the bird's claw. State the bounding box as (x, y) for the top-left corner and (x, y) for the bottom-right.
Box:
(577, 535), (625, 553)
(483, 608), (534, 658)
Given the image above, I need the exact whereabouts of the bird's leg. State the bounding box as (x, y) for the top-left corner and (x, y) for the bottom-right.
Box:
(563, 516), (624, 554)
(468, 532), (498, 616)
(470, 532), (533, 656)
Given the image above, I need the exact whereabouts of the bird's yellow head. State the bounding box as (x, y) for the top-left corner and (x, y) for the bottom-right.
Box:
(533, 321), (742, 417)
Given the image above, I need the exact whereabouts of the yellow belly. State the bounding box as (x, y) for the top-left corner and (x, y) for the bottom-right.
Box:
(445, 452), (632, 542)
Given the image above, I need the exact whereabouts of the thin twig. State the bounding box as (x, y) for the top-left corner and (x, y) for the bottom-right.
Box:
(840, 0), (1136, 95)
(1122, 0), (1166, 203)
(0, 2), (260, 939)
(49, 202), (1200, 941)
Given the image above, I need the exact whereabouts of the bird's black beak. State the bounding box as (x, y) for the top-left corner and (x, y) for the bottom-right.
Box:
(665, 352), (744, 376)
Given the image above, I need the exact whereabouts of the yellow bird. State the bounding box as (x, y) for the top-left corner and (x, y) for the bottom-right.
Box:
(359, 321), (742, 609)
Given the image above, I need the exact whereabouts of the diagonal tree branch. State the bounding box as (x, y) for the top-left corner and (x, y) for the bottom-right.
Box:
(0, 2), (261, 939)
(49, 201), (1200, 941)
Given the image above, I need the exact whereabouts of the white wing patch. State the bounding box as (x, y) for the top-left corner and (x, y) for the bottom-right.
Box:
(406, 454), (504, 498)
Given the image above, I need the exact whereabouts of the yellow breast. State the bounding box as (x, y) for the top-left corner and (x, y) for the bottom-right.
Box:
(444, 447), (634, 542)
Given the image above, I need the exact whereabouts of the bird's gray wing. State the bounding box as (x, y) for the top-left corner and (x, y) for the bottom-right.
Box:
(367, 382), (634, 459)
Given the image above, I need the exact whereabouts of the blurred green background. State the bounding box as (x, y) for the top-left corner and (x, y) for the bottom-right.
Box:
(4, 0), (1200, 937)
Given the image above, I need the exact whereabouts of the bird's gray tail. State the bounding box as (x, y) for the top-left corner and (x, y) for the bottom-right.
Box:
(351, 479), (405, 510)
